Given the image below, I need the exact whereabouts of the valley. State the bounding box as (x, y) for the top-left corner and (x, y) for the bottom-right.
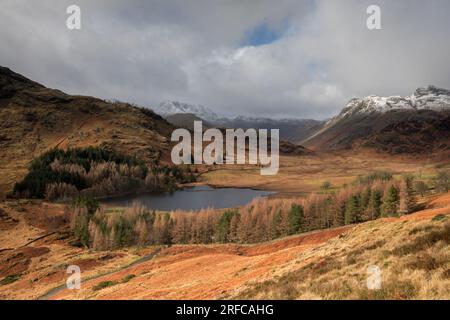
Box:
(0, 66), (449, 300)
(0, 191), (448, 300)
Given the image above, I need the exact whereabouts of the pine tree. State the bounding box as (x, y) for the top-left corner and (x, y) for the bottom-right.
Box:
(381, 185), (399, 217)
(398, 177), (412, 215)
(344, 195), (360, 225)
(332, 193), (346, 227)
(216, 209), (238, 243)
(288, 204), (304, 234)
(366, 188), (382, 220)
(360, 187), (371, 220)
(271, 210), (281, 239)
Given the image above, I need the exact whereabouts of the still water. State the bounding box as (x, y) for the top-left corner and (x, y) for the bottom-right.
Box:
(101, 185), (273, 211)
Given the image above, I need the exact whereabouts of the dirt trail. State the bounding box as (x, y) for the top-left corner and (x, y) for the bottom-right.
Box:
(2, 193), (449, 300)
(38, 247), (164, 300)
(47, 195), (450, 300)
(47, 226), (352, 300)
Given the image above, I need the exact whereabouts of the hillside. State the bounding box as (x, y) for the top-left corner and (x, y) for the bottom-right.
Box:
(302, 86), (450, 155)
(0, 193), (448, 300)
(0, 66), (175, 196)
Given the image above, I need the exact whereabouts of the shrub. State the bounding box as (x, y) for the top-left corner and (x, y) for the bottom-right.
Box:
(321, 181), (331, 190)
(92, 280), (118, 291)
(393, 222), (450, 256)
(0, 275), (20, 286)
(122, 274), (136, 283)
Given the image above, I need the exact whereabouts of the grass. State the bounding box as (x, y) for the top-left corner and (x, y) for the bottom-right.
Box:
(392, 222), (450, 256)
(199, 151), (436, 194)
(358, 279), (417, 300)
(235, 218), (450, 300)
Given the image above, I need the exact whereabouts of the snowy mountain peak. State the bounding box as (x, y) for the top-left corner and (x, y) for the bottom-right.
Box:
(330, 86), (450, 124)
(153, 101), (220, 122)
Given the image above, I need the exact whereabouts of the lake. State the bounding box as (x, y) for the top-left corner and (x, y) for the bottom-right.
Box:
(101, 185), (273, 211)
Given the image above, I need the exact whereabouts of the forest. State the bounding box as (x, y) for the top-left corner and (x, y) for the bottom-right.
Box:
(68, 171), (449, 250)
(12, 147), (196, 200)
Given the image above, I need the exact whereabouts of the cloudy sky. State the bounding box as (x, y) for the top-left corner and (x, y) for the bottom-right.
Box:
(1, 0), (450, 119)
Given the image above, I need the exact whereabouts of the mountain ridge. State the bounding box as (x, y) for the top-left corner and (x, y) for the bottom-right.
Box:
(302, 86), (450, 155)
(153, 101), (323, 143)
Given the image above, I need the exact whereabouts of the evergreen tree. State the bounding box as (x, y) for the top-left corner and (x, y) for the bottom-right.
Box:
(398, 177), (413, 215)
(344, 194), (360, 225)
(381, 185), (399, 217)
(288, 204), (304, 234)
(366, 189), (382, 220)
(216, 209), (238, 243)
(271, 210), (281, 239)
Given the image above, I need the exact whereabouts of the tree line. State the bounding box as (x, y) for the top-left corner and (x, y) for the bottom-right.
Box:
(13, 147), (196, 200)
(67, 171), (449, 250)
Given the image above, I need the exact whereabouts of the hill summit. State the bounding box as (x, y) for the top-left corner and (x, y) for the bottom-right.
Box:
(302, 86), (450, 155)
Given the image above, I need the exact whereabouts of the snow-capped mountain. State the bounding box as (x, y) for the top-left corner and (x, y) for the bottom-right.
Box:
(153, 101), (220, 122)
(329, 86), (450, 125)
(302, 86), (450, 154)
(153, 101), (323, 142)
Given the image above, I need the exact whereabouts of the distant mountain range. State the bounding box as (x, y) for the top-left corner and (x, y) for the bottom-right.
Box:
(1, 64), (449, 197)
(154, 86), (450, 155)
(153, 101), (323, 143)
(302, 86), (450, 154)
(154, 101), (221, 123)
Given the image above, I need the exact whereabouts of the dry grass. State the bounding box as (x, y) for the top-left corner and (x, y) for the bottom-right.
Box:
(199, 150), (438, 194)
(236, 213), (450, 300)
(1, 187), (449, 300)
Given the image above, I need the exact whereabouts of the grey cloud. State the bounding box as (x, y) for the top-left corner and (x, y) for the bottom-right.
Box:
(0, 0), (449, 119)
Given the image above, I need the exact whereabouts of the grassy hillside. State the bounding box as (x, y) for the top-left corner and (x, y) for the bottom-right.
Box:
(237, 205), (450, 299)
(302, 109), (450, 156)
(1, 193), (448, 300)
(0, 66), (175, 196)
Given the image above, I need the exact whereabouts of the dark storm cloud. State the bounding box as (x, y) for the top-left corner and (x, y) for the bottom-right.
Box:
(1, 0), (449, 119)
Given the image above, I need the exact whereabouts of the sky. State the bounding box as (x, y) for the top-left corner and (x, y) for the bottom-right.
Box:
(1, 0), (450, 119)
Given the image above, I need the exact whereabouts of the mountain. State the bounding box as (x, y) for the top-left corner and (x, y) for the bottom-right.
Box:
(0, 66), (174, 195)
(165, 113), (211, 131)
(214, 116), (323, 143)
(153, 102), (323, 143)
(302, 86), (450, 155)
(153, 101), (220, 122)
